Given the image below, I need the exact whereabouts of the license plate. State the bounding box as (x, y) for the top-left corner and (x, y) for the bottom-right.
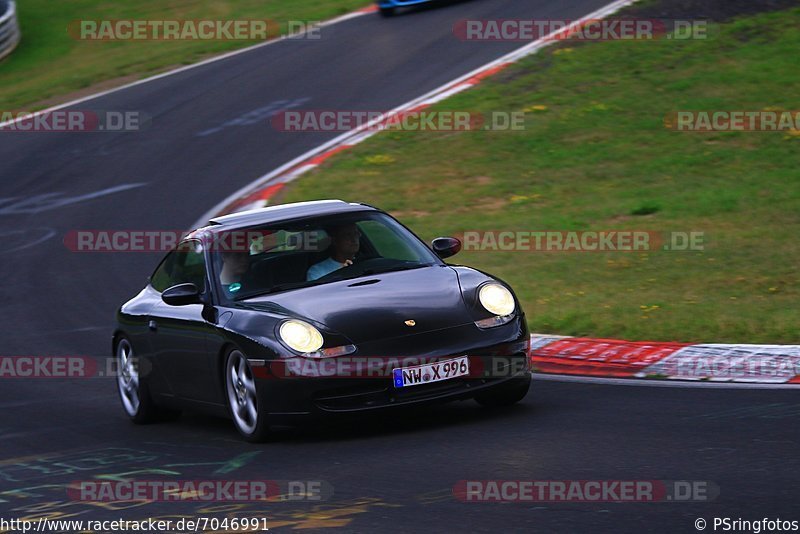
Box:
(392, 356), (469, 388)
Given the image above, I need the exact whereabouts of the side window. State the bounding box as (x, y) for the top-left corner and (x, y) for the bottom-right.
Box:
(150, 240), (207, 293)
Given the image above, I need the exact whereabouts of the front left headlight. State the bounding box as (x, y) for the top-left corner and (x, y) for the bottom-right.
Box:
(279, 320), (324, 354)
(478, 283), (516, 317)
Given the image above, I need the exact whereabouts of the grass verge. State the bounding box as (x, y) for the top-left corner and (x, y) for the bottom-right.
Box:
(280, 6), (800, 343)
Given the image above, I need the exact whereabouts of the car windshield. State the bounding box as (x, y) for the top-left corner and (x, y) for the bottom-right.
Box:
(209, 211), (440, 301)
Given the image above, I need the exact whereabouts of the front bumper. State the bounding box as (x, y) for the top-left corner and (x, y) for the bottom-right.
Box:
(254, 318), (530, 420)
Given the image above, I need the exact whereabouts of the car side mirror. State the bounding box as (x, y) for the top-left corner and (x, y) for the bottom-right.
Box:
(431, 237), (462, 259)
(162, 283), (202, 306)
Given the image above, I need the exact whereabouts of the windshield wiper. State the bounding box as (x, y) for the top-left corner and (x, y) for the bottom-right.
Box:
(234, 280), (320, 300)
(361, 263), (431, 276)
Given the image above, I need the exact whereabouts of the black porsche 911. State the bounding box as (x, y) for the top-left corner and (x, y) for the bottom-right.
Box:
(114, 200), (531, 441)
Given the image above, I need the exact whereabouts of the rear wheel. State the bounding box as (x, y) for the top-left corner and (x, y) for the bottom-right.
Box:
(225, 349), (269, 442)
(116, 337), (179, 423)
(475, 376), (531, 408)
(379, 6), (396, 17)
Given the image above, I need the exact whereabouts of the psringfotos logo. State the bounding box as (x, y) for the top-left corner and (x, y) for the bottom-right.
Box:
(710, 518), (800, 533)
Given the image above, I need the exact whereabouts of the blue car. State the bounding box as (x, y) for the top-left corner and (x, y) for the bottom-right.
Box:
(377, 0), (436, 17)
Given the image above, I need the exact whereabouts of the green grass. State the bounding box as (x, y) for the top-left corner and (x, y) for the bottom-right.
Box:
(280, 8), (800, 344)
(0, 0), (368, 110)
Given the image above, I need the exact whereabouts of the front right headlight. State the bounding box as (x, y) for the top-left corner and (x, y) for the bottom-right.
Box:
(478, 283), (516, 317)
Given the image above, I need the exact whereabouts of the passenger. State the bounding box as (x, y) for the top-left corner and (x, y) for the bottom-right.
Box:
(219, 250), (251, 295)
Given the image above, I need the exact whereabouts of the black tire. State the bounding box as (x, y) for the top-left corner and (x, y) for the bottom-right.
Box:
(379, 6), (396, 17)
(224, 348), (270, 442)
(475, 376), (531, 408)
(116, 336), (180, 424)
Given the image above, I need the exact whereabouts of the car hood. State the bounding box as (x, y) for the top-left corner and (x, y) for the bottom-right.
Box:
(243, 265), (473, 344)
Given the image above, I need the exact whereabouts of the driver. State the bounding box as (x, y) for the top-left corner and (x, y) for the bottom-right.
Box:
(307, 223), (361, 281)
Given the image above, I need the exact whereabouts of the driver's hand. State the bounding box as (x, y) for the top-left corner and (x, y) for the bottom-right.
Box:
(344, 259), (353, 267)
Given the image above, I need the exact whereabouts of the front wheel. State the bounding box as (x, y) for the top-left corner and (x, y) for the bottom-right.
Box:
(475, 376), (531, 408)
(379, 6), (396, 17)
(225, 349), (269, 442)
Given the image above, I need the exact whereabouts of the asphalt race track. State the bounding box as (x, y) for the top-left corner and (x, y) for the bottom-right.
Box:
(1, 0), (798, 531)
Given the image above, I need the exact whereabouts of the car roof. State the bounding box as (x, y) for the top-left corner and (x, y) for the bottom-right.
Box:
(205, 200), (378, 229)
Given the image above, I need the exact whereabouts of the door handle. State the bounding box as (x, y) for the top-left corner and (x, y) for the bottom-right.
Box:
(148, 320), (158, 331)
